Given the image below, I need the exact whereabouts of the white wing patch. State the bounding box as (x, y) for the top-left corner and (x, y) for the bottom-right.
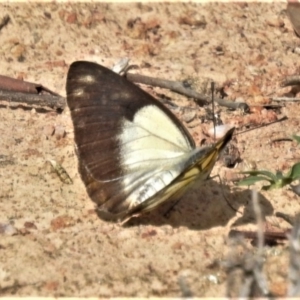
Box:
(118, 104), (193, 171)
(117, 104), (196, 207)
(118, 104), (192, 162)
(133, 105), (192, 151)
(127, 168), (182, 207)
(119, 123), (186, 166)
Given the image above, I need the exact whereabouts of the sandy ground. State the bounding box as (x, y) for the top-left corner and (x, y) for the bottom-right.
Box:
(0, 2), (300, 297)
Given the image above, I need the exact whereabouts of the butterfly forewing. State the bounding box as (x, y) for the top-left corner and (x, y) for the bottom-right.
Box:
(67, 61), (207, 220)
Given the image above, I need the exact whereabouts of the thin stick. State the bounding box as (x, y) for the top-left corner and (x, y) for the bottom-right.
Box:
(252, 189), (270, 296)
(213, 174), (240, 214)
(281, 75), (300, 87)
(225, 192), (272, 297)
(234, 116), (288, 136)
(252, 190), (264, 254)
(0, 14), (10, 31)
(270, 137), (293, 143)
(0, 90), (66, 110)
(272, 97), (300, 102)
(275, 211), (295, 226)
(126, 72), (250, 111)
(0, 75), (60, 96)
(126, 72), (208, 105)
(229, 229), (289, 241)
(211, 82), (216, 140)
(288, 214), (300, 296)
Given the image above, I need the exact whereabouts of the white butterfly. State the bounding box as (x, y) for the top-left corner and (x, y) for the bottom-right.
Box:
(66, 61), (234, 222)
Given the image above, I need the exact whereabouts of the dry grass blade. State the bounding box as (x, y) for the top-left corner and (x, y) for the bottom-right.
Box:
(288, 214), (300, 296)
(224, 190), (270, 298)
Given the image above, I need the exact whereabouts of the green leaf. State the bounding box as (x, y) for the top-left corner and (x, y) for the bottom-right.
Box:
(281, 178), (293, 186)
(292, 135), (300, 144)
(275, 170), (283, 179)
(274, 178), (290, 188)
(285, 162), (300, 180)
(262, 178), (291, 190)
(237, 176), (273, 187)
(240, 170), (277, 181)
(238, 162), (300, 190)
(262, 184), (273, 191)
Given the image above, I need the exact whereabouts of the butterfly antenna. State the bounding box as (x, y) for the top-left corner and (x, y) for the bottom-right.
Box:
(211, 82), (216, 141)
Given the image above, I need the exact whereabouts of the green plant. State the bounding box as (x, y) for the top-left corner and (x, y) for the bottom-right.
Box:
(292, 135), (300, 144)
(237, 162), (300, 190)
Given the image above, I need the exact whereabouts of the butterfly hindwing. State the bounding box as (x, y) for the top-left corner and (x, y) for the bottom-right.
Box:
(125, 127), (235, 219)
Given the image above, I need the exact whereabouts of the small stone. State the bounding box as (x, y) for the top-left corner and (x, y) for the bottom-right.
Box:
(24, 221), (37, 230)
(266, 16), (284, 28)
(54, 125), (66, 140)
(66, 12), (77, 24)
(0, 223), (18, 236)
(181, 109), (196, 123)
(43, 125), (55, 137)
(50, 215), (75, 231)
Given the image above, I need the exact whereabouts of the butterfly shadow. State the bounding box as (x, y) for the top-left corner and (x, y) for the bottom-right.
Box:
(124, 180), (274, 230)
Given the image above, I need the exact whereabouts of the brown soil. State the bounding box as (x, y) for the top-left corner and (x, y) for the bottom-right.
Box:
(0, 2), (300, 297)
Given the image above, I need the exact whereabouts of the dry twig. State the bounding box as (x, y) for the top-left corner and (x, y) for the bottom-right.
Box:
(272, 97), (300, 102)
(0, 14), (10, 31)
(281, 75), (300, 87)
(0, 75), (60, 96)
(0, 90), (65, 110)
(126, 72), (250, 111)
(288, 214), (300, 296)
(224, 190), (270, 298)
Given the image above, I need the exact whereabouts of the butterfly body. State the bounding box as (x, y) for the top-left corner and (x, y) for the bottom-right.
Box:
(66, 61), (234, 222)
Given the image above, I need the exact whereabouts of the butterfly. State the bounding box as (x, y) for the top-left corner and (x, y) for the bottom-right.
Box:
(66, 61), (234, 222)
